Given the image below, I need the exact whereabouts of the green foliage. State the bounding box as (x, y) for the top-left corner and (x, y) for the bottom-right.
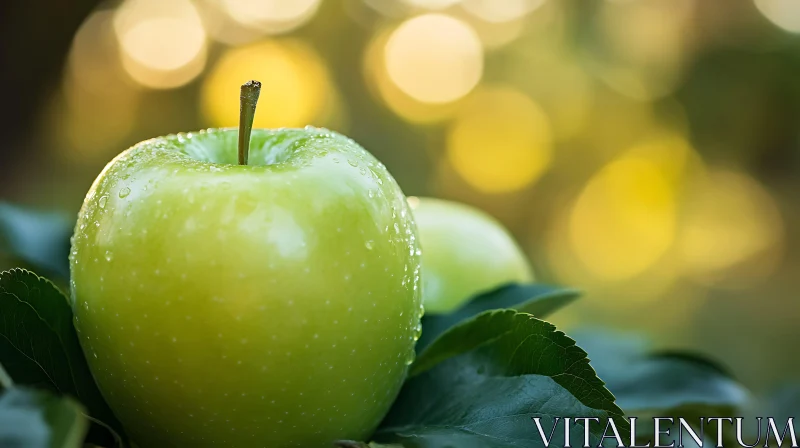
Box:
(0, 385), (88, 448)
(334, 442), (402, 448)
(0, 204), (72, 280)
(416, 283), (580, 352)
(572, 330), (748, 420)
(373, 310), (625, 447)
(0, 269), (125, 446)
(0, 251), (752, 448)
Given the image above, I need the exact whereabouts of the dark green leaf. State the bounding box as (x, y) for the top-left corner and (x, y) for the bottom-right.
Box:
(334, 441), (402, 448)
(766, 384), (800, 420)
(417, 284), (580, 352)
(0, 203), (72, 280)
(376, 310), (625, 447)
(611, 353), (748, 417)
(0, 269), (125, 442)
(738, 385), (800, 445)
(0, 386), (88, 448)
(0, 359), (12, 390)
(572, 330), (748, 418)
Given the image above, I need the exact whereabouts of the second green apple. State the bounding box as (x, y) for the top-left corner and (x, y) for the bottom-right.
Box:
(409, 197), (533, 313)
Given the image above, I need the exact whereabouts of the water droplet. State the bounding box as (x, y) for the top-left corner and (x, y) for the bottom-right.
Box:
(347, 159), (358, 167)
(98, 196), (108, 209)
(119, 187), (131, 198)
(365, 240), (374, 250)
(412, 322), (423, 342)
(104, 251), (114, 262)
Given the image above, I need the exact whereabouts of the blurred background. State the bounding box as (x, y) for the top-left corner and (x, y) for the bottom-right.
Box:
(0, 0), (799, 398)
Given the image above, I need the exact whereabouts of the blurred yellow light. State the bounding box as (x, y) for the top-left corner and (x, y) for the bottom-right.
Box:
(679, 170), (784, 285)
(122, 18), (204, 71)
(595, 0), (691, 100)
(453, 9), (527, 49)
(446, 87), (553, 193)
(754, 0), (800, 33)
(114, 0), (207, 89)
(596, 66), (680, 102)
(461, 0), (547, 23)
(201, 40), (331, 128)
(56, 10), (140, 160)
(364, 28), (464, 123)
(195, 0), (263, 45)
(220, 0), (321, 34)
(69, 11), (132, 95)
(402, 0), (462, 9)
(59, 83), (141, 160)
(384, 14), (483, 104)
(569, 157), (677, 281)
(544, 198), (681, 305)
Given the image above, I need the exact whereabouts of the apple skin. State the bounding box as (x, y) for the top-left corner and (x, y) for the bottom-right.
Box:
(407, 197), (533, 314)
(69, 127), (423, 447)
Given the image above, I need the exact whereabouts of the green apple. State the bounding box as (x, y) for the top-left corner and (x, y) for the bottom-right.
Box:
(408, 197), (533, 313)
(69, 121), (423, 444)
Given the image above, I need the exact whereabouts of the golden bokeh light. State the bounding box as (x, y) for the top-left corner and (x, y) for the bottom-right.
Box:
(624, 131), (702, 185)
(754, 0), (800, 33)
(678, 169), (784, 286)
(384, 14), (483, 104)
(595, 0), (692, 100)
(454, 9), (527, 49)
(68, 10), (132, 95)
(201, 40), (333, 128)
(364, 28), (465, 124)
(569, 157), (677, 281)
(402, 0), (462, 9)
(503, 36), (594, 141)
(114, 0), (207, 89)
(446, 86), (553, 193)
(461, 0), (547, 23)
(571, 92), (660, 161)
(544, 196), (682, 305)
(54, 10), (140, 159)
(220, 0), (321, 34)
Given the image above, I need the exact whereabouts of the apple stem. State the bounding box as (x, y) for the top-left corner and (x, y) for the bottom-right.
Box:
(238, 80), (261, 166)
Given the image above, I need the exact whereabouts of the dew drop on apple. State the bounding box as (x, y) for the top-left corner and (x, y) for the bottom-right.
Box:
(405, 350), (417, 366)
(105, 251), (114, 262)
(347, 159), (358, 167)
(119, 187), (131, 199)
(412, 322), (423, 342)
(365, 240), (374, 250)
(99, 195), (108, 209)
